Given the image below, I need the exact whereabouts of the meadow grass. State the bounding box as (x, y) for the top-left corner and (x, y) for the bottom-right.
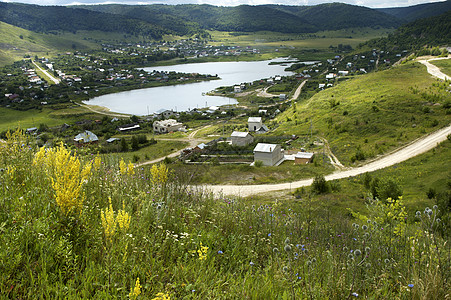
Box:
(273, 61), (451, 165)
(0, 129), (449, 299)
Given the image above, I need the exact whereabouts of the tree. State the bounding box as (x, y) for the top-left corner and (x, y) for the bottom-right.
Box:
(131, 136), (139, 151)
(312, 175), (330, 194)
(121, 138), (128, 152)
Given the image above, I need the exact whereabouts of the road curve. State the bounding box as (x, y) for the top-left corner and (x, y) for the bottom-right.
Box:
(205, 124), (451, 197)
(204, 57), (451, 197)
(418, 57), (451, 81)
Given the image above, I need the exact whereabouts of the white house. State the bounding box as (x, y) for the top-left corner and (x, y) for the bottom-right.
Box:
(153, 119), (185, 134)
(248, 117), (262, 132)
(234, 85), (242, 93)
(279, 94), (287, 101)
(253, 143), (284, 166)
(74, 130), (99, 146)
(231, 131), (254, 146)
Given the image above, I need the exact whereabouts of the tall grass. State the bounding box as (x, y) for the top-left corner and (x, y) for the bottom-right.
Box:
(0, 129), (449, 298)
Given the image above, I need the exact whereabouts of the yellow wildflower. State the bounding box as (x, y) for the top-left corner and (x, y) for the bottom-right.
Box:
(150, 163), (169, 186)
(197, 242), (208, 261)
(93, 155), (102, 171)
(151, 292), (171, 300)
(129, 277), (142, 300)
(117, 203), (131, 231)
(101, 198), (116, 242)
(119, 158), (135, 176)
(34, 143), (91, 214)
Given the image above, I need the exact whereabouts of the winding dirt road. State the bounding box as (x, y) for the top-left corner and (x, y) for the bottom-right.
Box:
(203, 57), (451, 197)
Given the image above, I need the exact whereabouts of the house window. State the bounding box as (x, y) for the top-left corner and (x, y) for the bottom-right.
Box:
(254, 126), (257, 131)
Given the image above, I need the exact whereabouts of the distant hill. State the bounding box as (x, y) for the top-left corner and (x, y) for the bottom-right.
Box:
(363, 10), (451, 50)
(76, 3), (400, 34)
(0, 2), (166, 39)
(377, 0), (451, 23)
(267, 3), (401, 31)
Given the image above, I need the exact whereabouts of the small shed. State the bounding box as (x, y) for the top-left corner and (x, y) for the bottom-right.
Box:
(253, 143), (284, 166)
(248, 117), (262, 132)
(294, 152), (314, 164)
(231, 131), (254, 146)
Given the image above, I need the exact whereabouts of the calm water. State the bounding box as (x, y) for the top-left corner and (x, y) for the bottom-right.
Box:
(84, 58), (298, 115)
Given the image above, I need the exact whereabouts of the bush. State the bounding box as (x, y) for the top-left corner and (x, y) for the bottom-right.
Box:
(311, 174), (330, 194)
(254, 160), (263, 168)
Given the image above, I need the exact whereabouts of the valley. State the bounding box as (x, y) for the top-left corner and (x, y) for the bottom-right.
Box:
(0, 1), (450, 299)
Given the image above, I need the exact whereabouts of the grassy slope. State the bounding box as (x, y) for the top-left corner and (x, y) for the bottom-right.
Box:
(0, 22), (100, 66)
(274, 62), (451, 165)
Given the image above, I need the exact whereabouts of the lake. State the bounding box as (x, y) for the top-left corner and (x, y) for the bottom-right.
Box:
(84, 58), (302, 116)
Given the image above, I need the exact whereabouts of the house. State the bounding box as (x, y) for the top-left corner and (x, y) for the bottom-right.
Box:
(294, 152), (314, 164)
(253, 143), (284, 166)
(326, 73), (336, 80)
(258, 109), (267, 115)
(279, 94), (287, 101)
(26, 127), (38, 135)
(248, 117), (262, 132)
(338, 71), (349, 76)
(74, 130), (99, 146)
(153, 119), (185, 134)
(231, 131), (254, 146)
(234, 85), (242, 93)
(319, 83), (326, 89)
(154, 109), (175, 119)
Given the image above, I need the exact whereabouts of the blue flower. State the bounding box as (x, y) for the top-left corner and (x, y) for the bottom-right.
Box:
(218, 250), (223, 254)
(351, 292), (358, 297)
(408, 284), (414, 288)
(268, 233), (271, 237)
(250, 261), (255, 266)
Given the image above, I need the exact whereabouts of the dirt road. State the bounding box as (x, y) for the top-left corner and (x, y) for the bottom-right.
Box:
(418, 57), (450, 81)
(32, 61), (61, 84)
(204, 57), (451, 197)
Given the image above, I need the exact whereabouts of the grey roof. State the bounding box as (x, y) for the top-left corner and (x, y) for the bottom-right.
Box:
(295, 152), (314, 159)
(248, 117), (262, 123)
(254, 143), (279, 153)
(106, 138), (120, 143)
(196, 143), (207, 149)
(231, 131), (251, 138)
(154, 108), (171, 114)
(256, 125), (269, 133)
(74, 130), (98, 143)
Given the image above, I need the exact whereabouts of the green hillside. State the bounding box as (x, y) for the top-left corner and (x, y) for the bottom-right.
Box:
(0, 22), (99, 66)
(377, 0), (451, 22)
(0, 2), (166, 39)
(274, 62), (451, 165)
(268, 3), (401, 30)
(77, 3), (400, 34)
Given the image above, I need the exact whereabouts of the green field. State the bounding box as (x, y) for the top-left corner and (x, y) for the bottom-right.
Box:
(0, 22), (101, 66)
(274, 62), (451, 165)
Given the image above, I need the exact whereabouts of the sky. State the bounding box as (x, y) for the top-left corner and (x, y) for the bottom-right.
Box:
(1, 0), (447, 9)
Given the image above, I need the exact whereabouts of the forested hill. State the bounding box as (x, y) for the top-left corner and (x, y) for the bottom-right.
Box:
(0, 2), (166, 39)
(362, 10), (451, 50)
(377, 0), (451, 23)
(265, 3), (401, 31)
(77, 4), (318, 34)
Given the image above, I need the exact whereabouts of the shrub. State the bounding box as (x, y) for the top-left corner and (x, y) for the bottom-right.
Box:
(311, 174), (330, 194)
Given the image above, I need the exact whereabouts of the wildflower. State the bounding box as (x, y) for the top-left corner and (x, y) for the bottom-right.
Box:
(249, 261), (255, 266)
(197, 242), (208, 261)
(129, 277), (142, 300)
(218, 250), (223, 254)
(408, 284), (414, 288)
(34, 143), (92, 215)
(268, 233), (271, 237)
(101, 198), (117, 242)
(351, 292), (358, 297)
(119, 158), (135, 176)
(151, 292), (170, 300)
(117, 203), (131, 231)
(151, 163), (169, 185)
